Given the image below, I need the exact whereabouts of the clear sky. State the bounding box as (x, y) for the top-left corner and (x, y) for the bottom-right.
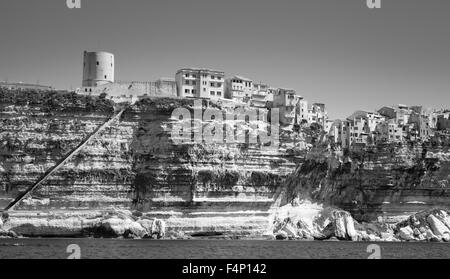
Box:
(0, 0), (449, 119)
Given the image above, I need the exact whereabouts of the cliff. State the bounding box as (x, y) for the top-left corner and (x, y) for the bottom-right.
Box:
(0, 90), (300, 237)
(283, 144), (450, 223)
(0, 89), (449, 240)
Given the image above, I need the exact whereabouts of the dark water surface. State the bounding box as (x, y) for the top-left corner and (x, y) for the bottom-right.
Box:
(0, 239), (449, 259)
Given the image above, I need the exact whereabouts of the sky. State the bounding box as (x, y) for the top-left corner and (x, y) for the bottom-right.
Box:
(0, 0), (449, 119)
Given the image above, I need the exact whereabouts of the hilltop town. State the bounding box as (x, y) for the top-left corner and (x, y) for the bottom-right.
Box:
(1, 50), (450, 243)
(1, 50), (450, 149)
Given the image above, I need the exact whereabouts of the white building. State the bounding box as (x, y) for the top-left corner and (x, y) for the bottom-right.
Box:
(250, 83), (270, 108)
(308, 103), (328, 128)
(176, 68), (225, 99)
(347, 110), (385, 132)
(225, 75), (254, 103)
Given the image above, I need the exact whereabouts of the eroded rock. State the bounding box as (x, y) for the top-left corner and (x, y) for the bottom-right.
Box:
(398, 226), (415, 241)
(427, 215), (450, 239)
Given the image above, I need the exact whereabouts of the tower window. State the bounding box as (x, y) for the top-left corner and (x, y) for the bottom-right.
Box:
(97, 61), (99, 65)
(105, 75), (107, 79)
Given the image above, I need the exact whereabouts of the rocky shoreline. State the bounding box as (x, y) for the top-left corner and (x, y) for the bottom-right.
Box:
(1, 205), (449, 243)
(272, 204), (450, 242)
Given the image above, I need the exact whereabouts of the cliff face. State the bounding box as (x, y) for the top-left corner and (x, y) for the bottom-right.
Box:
(1, 90), (449, 238)
(0, 91), (299, 237)
(284, 144), (450, 222)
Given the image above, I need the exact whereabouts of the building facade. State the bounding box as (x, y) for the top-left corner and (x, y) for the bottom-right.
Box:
(437, 112), (450, 131)
(374, 120), (406, 143)
(308, 103), (328, 128)
(273, 88), (301, 125)
(225, 76), (254, 103)
(176, 68), (225, 99)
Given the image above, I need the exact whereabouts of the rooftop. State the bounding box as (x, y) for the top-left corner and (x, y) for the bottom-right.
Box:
(176, 68), (225, 75)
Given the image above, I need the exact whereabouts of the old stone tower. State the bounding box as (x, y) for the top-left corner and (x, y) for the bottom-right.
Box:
(82, 51), (115, 87)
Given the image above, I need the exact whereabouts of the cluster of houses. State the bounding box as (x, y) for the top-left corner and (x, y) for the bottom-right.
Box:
(327, 105), (450, 148)
(174, 68), (327, 127)
(2, 50), (449, 148)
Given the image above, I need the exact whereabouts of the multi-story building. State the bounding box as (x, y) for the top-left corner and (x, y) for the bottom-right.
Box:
(273, 88), (301, 125)
(225, 75), (254, 103)
(327, 120), (343, 144)
(176, 68), (225, 99)
(347, 110), (385, 132)
(437, 112), (450, 131)
(378, 104), (412, 125)
(409, 112), (432, 140)
(308, 103), (328, 128)
(250, 83), (270, 108)
(341, 118), (371, 148)
(374, 120), (406, 143)
(297, 98), (309, 124)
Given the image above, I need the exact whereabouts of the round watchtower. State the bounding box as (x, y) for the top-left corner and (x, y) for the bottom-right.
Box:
(82, 51), (115, 87)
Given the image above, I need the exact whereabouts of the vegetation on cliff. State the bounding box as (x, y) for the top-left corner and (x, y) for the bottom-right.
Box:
(0, 88), (115, 113)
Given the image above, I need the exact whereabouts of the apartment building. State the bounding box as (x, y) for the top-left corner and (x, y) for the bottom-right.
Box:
(176, 68), (225, 99)
(225, 75), (254, 103)
(347, 110), (385, 132)
(308, 103), (328, 128)
(378, 104), (412, 125)
(374, 120), (406, 143)
(273, 88), (301, 125)
(250, 83), (269, 108)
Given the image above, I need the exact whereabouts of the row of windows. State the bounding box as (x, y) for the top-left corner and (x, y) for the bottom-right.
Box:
(185, 80), (222, 87)
(184, 89), (222, 96)
(232, 80), (252, 86)
(185, 73), (222, 80)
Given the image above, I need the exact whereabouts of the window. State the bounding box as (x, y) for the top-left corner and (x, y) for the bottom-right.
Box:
(211, 76), (215, 80)
(193, 75), (197, 78)
(185, 80), (190, 85)
(210, 91), (215, 95)
(185, 73), (190, 78)
(96, 61), (99, 65)
(185, 89), (190, 93)
(218, 77), (222, 80)
(210, 82), (215, 87)
(217, 92), (222, 96)
(192, 89), (196, 94)
(105, 75), (107, 79)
